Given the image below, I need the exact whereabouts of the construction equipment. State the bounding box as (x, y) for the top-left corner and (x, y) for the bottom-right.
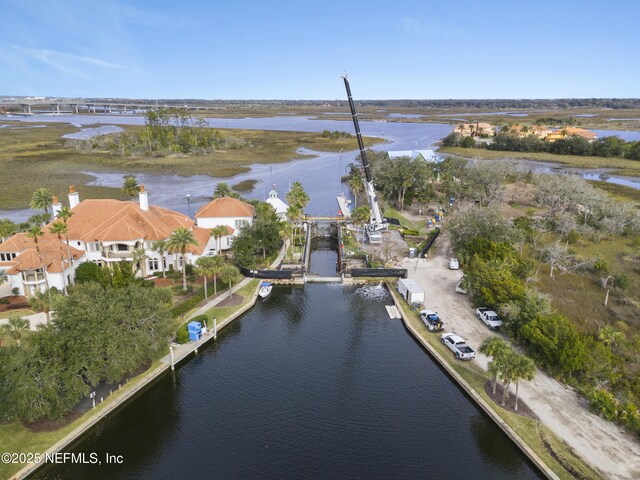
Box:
(342, 75), (388, 236)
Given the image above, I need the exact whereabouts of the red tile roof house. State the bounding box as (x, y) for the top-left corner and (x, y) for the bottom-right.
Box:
(195, 196), (255, 251)
(0, 186), (248, 297)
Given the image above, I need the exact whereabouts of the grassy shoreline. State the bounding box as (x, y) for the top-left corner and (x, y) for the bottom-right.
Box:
(0, 122), (383, 210)
(438, 146), (640, 176)
(391, 289), (601, 480)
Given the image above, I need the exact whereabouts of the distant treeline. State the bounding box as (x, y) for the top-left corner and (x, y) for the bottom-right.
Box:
(444, 132), (640, 159)
(65, 108), (248, 156)
(15, 97), (640, 110)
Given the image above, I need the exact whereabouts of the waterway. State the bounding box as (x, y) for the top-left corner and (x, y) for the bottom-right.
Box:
(2, 114), (640, 223)
(32, 284), (541, 480)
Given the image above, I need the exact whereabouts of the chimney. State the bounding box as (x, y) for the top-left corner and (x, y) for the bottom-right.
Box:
(68, 185), (80, 209)
(52, 196), (62, 218)
(139, 184), (149, 211)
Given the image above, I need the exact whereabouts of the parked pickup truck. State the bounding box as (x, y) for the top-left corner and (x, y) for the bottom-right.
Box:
(441, 333), (476, 360)
(476, 308), (503, 330)
(419, 310), (444, 332)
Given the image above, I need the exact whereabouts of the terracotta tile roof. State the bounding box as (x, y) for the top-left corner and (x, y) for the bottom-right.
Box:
(195, 197), (255, 219)
(559, 127), (597, 140)
(2, 238), (83, 274)
(56, 199), (197, 243)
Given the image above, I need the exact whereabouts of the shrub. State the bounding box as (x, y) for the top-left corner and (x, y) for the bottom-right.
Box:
(172, 285), (193, 295)
(614, 274), (629, 290)
(190, 314), (209, 327)
(176, 323), (190, 344)
(566, 229), (580, 244)
(0, 298), (9, 304)
(12, 288), (20, 296)
(593, 256), (610, 275)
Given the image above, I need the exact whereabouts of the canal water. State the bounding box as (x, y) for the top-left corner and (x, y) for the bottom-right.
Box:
(33, 285), (541, 480)
(308, 237), (339, 277)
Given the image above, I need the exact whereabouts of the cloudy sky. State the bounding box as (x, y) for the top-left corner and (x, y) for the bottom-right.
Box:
(1, 0), (638, 99)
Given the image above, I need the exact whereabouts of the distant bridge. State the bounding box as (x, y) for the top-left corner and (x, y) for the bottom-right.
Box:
(0, 100), (228, 116)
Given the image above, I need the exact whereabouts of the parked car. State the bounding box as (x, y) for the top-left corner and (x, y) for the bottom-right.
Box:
(441, 333), (476, 360)
(448, 258), (459, 270)
(476, 308), (503, 330)
(419, 310), (444, 332)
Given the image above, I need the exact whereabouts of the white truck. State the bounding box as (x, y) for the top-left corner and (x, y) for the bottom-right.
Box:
(441, 333), (476, 360)
(476, 308), (503, 330)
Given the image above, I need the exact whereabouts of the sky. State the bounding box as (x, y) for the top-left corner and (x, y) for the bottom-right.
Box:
(1, 0), (639, 100)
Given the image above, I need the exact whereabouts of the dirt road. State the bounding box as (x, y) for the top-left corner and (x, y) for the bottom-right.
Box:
(401, 235), (640, 480)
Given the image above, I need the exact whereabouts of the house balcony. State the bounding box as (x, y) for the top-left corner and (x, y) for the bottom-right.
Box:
(102, 250), (133, 259)
(22, 274), (47, 284)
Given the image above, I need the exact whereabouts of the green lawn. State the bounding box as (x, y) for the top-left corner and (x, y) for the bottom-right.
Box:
(0, 309), (35, 319)
(203, 280), (259, 322)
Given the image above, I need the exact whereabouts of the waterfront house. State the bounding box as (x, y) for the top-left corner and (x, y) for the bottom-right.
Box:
(546, 127), (597, 142)
(0, 185), (227, 295)
(265, 185), (289, 221)
(195, 196), (255, 250)
(453, 122), (496, 137)
(0, 232), (85, 297)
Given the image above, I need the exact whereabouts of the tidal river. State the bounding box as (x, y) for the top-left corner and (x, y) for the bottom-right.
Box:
(32, 284), (542, 480)
(4, 114), (639, 222)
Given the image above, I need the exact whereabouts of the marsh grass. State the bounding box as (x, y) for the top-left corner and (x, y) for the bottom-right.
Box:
(439, 146), (640, 176)
(0, 121), (382, 209)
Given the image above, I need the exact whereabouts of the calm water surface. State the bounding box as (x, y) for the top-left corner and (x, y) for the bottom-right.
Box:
(33, 285), (541, 480)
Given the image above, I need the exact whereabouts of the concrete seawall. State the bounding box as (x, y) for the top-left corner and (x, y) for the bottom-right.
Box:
(387, 286), (561, 480)
(13, 283), (261, 480)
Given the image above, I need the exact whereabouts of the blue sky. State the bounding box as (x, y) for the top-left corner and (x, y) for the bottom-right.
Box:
(1, 0), (638, 99)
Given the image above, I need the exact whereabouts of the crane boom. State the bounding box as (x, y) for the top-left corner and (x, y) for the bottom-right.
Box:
(342, 75), (386, 232)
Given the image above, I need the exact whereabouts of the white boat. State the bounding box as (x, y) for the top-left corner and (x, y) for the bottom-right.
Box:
(258, 282), (273, 299)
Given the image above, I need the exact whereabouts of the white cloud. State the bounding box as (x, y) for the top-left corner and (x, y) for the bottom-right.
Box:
(10, 44), (145, 78)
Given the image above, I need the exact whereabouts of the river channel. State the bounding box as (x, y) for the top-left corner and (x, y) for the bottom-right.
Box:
(32, 284), (541, 480)
(3, 114), (639, 222)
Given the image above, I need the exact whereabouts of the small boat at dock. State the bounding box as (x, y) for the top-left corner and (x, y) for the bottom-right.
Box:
(258, 282), (273, 299)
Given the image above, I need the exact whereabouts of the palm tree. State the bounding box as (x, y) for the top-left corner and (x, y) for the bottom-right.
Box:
(121, 176), (140, 199)
(30, 188), (54, 215)
(220, 264), (240, 298)
(49, 221), (69, 295)
(210, 225), (229, 255)
(29, 289), (57, 323)
(511, 354), (535, 411)
(209, 255), (225, 295)
(0, 218), (17, 242)
(195, 256), (219, 300)
(26, 225), (51, 293)
(131, 248), (148, 277)
(351, 205), (371, 248)
(479, 336), (511, 394)
(278, 222), (293, 260)
(598, 325), (625, 353)
(151, 239), (168, 278)
(287, 204), (304, 256)
(349, 175), (363, 209)
(57, 207), (75, 285)
(213, 182), (233, 198)
(2, 316), (30, 347)
(167, 227), (199, 291)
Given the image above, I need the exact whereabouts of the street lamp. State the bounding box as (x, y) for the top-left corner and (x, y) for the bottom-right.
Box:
(186, 194), (191, 218)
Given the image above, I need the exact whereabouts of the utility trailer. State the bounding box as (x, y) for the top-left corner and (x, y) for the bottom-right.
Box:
(397, 278), (424, 305)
